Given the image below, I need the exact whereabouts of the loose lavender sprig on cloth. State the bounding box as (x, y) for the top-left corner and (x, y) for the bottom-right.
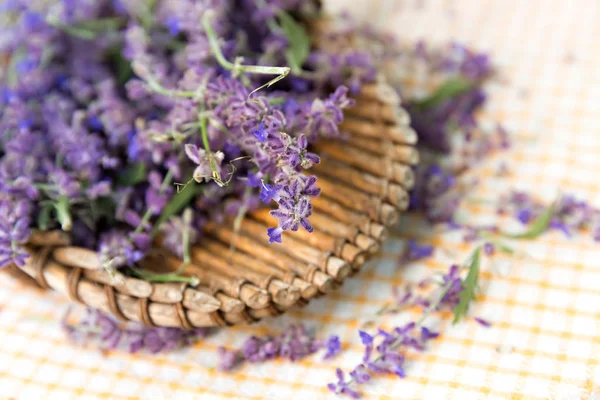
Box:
(498, 191), (600, 241)
(62, 307), (206, 353)
(328, 244), (492, 399)
(217, 324), (341, 371)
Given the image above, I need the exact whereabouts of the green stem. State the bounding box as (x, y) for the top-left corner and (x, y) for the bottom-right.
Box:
(181, 208), (193, 265)
(144, 75), (197, 98)
(129, 267), (199, 285)
(133, 208), (153, 235)
(202, 13), (235, 70)
(54, 195), (72, 231)
(33, 183), (58, 191)
(133, 169), (174, 235)
(202, 12), (290, 94)
(160, 169), (175, 192)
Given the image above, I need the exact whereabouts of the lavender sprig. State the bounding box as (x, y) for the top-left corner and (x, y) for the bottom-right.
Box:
(62, 307), (206, 353)
(217, 324), (341, 371)
(329, 243), (492, 398)
(328, 279), (454, 398)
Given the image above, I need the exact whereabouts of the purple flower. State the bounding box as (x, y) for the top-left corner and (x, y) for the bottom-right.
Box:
(300, 175), (321, 197)
(327, 368), (361, 399)
(349, 364), (371, 384)
(259, 182), (280, 203)
(246, 171), (262, 188)
(165, 16), (181, 36)
(474, 317), (492, 327)
(160, 210), (199, 258)
(375, 329), (396, 353)
(267, 227), (283, 243)
(63, 308), (206, 353)
(385, 353), (406, 378)
(98, 231), (143, 269)
(285, 134), (320, 171)
(253, 121), (267, 142)
(420, 327), (440, 340)
(217, 347), (243, 371)
(87, 115), (103, 131)
(516, 208), (532, 224)
(483, 242), (495, 256)
(358, 330), (374, 363)
(498, 191), (600, 240)
(404, 240), (435, 261)
(322, 335), (342, 360)
(394, 322), (416, 336)
(0, 199), (32, 268)
(218, 324), (336, 369)
(86, 181), (111, 199)
(268, 176), (317, 235)
(185, 144), (225, 183)
(358, 330), (374, 345)
(299, 86), (354, 140)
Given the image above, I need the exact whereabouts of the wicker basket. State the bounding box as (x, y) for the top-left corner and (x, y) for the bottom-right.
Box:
(4, 81), (418, 329)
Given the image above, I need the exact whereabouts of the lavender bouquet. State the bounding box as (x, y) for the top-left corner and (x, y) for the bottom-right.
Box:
(0, 0), (378, 279)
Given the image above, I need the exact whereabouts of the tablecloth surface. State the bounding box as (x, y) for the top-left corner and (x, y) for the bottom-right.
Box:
(1, 0), (599, 399)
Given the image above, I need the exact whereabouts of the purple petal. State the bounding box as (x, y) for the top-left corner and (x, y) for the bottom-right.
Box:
(267, 227), (282, 243)
(358, 330), (373, 345)
(184, 144), (203, 164)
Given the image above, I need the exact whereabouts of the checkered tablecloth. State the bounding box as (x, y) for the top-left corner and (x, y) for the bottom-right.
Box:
(1, 0), (599, 399)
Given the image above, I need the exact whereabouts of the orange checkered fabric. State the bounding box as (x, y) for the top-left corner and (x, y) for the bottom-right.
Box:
(1, 0), (599, 399)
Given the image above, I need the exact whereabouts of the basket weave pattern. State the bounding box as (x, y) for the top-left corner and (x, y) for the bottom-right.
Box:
(6, 83), (418, 329)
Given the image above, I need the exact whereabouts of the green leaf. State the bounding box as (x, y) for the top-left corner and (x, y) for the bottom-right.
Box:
(277, 11), (310, 73)
(494, 241), (516, 254)
(452, 247), (481, 324)
(50, 22), (97, 40)
(268, 97), (286, 105)
(37, 203), (54, 231)
(107, 46), (134, 85)
(116, 162), (147, 186)
(90, 197), (116, 224)
(151, 183), (202, 236)
(54, 195), (72, 231)
(76, 17), (123, 31)
(46, 17), (124, 40)
(416, 77), (473, 110)
(504, 201), (556, 240)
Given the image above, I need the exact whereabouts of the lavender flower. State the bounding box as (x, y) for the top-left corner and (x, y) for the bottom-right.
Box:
(253, 121), (267, 142)
(285, 134), (320, 171)
(98, 231), (144, 269)
(323, 335), (342, 360)
(217, 324), (341, 371)
(63, 307), (206, 353)
(328, 369), (361, 399)
(402, 240), (435, 262)
(0, 199), (32, 268)
(160, 208), (199, 259)
(185, 144), (225, 184)
(474, 317), (492, 327)
(498, 191), (600, 241)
